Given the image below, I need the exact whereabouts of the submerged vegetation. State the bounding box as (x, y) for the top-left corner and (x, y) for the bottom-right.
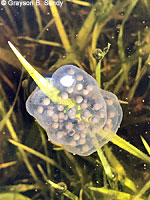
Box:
(1, 0), (150, 199)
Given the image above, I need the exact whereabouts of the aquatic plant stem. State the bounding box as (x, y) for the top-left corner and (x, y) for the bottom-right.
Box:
(112, 135), (150, 163)
(95, 43), (111, 87)
(49, 0), (71, 51)
(116, 0), (139, 93)
(32, 0), (43, 32)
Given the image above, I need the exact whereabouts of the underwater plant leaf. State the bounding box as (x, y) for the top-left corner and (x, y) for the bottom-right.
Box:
(0, 161), (16, 169)
(3, 5), (18, 33)
(88, 187), (144, 200)
(0, 47), (21, 69)
(95, 43), (111, 87)
(49, 0), (71, 51)
(32, 0), (42, 32)
(103, 146), (136, 192)
(128, 59), (148, 101)
(38, 128), (51, 177)
(0, 70), (23, 132)
(141, 136), (150, 155)
(37, 18), (55, 39)
(0, 193), (31, 200)
(47, 180), (79, 200)
(91, 0), (113, 51)
(116, 0), (139, 93)
(65, 0), (91, 6)
(18, 36), (62, 47)
(37, 164), (49, 182)
(8, 41), (75, 108)
(0, 184), (38, 193)
(77, 1), (97, 50)
(96, 148), (114, 179)
(132, 180), (150, 200)
(95, 58), (101, 88)
(104, 69), (123, 90)
(111, 135), (150, 163)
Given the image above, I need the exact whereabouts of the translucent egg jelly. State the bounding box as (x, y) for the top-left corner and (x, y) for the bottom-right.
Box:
(26, 65), (123, 156)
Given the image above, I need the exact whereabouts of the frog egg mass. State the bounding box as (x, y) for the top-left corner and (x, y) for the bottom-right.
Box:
(26, 65), (123, 156)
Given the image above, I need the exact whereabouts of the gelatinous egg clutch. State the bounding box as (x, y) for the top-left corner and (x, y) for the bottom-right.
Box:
(26, 65), (123, 156)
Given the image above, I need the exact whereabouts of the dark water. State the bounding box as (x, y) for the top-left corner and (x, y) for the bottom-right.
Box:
(0, 0), (150, 199)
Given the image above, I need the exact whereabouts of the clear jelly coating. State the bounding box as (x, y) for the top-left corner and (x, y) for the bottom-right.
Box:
(26, 65), (123, 156)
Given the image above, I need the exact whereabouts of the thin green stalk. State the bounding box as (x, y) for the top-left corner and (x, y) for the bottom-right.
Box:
(0, 70), (23, 131)
(77, 1), (97, 50)
(39, 127), (51, 177)
(37, 19), (55, 39)
(65, 0), (91, 6)
(117, 0), (139, 92)
(141, 136), (150, 155)
(97, 148), (114, 180)
(103, 145), (136, 192)
(133, 180), (150, 200)
(37, 164), (55, 200)
(128, 55), (150, 101)
(37, 164), (49, 182)
(49, 0), (71, 51)
(88, 187), (144, 200)
(111, 135), (150, 163)
(104, 69), (123, 90)
(4, 5), (18, 33)
(18, 36), (62, 47)
(32, 0), (43, 32)
(95, 43), (111, 87)
(91, 23), (104, 50)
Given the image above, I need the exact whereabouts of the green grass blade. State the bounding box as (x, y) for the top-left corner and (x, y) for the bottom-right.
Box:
(32, 0), (42, 32)
(49, 0), (71, 51)
(88, 187), (144, 200)
(97, 148), (114, 179)
(116, 0), (139, 93)
(95, 43), (111, 87)
(133, 180), (150, 200)
(0, 70), (23, 131)
(0, 161), (16, 169)
(0, 193), (31, 200)
(104, 146), (136, 192)
(8, 41), (75, 108)
(111, 135), (150, 163)
(0, 184), (38, 193)
(19, 36), (62, 47)
(141, 136), (150, 155)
